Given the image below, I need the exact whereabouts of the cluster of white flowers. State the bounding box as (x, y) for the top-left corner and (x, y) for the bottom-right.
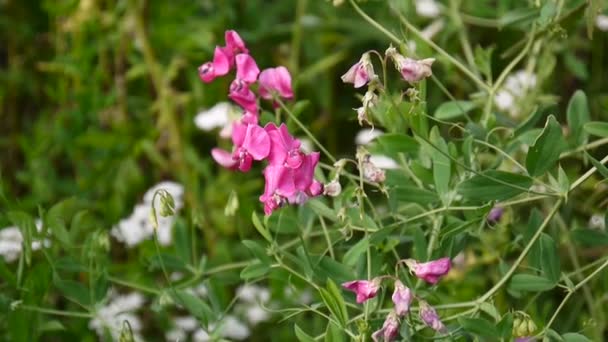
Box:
(494, 70), (537, 118)
(415, 0), (441, 18)
(355, 129), (399, 169)
(111, 181), (184, 248)
(0, 219), (49, 263)
(89, 291), (145, 341)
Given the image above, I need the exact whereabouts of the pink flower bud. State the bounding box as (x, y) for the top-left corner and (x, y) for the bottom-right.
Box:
(259, 66), (294, 100)
(386, 46), (434, 83)
(487, 206), (504, 224)
(341, 53), (376, 88)
(323, 179), (342, 197)
(419, 300), (446, 333)
(404, 257), (451, 284)
(391, 280), (413, 316)
(372, 311), (400, 342)
(342, 278), (381, 303)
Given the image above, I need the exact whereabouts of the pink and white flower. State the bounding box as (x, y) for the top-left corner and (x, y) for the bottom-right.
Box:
(404, 257), (451, 284)
(342, 278), (381, 303)
(341, 53), (376, 88)
(419, 300), (447, 333)
(372, 311), (400, 342)
(386, 47), (434, 83)
(391, 280), (413, 316)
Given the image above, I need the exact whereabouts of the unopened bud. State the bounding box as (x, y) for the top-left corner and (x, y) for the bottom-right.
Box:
(324, 179), (342, 197)
(159, 192), (176, 217)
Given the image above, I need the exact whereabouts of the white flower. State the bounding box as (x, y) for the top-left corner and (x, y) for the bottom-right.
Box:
(589, 214), (606, 230)
(220, 315), (250, 340)
(194, 102), (233, 132)
(355, 128), (384, 145)
(236, 284), (270, 304)
(597, 14), (608, 31)
(245, 305), (270, 325)
(89, 292), (145, 341)
(494, 70), (537, 117)
(494, 90), (514, 111)
(415, 0), (440, 18)
(369, 155), (399, 169)
(166, 316), (201, 341)
(0, 220), (49, 263)
(193, 328), (211, 342)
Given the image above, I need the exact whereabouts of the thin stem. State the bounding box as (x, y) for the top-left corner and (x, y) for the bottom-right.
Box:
(319, 217), (335, 259)
(107, 276), (161, 295)
(348, 0), (401, 45)
(18, 305), (92, 318)
(476, 198), (562, 303)
(560, 137), (608, 158)
(569, 154), (608, 191)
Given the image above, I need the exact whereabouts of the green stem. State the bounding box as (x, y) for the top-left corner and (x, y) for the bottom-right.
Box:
(18, 305), (92, 318)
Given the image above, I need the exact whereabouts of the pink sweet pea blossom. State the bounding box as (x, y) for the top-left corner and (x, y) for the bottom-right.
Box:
(228, 123), (271, 172)
(342, 278), (381, 303)
(198, 47), (231, 83)
(259, 66), (294, 100)
(229, 54), (260, 113)
(404, 257), (451, 284)
(419, 301), (446, 333)
(372, 311), (400, 342)
(259, 165), (296, 215)
(386, 46), (434, 83)
(265, 123), (304, 168)
(289, 152), (323, 204)
(391, 280), (413, 316)
(341, 53), (376, 88)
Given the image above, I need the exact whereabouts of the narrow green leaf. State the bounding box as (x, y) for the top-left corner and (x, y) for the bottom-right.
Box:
(170, 289), (214, 324)
(571, 229), (608, 247)
(390, 185), (439, 205)
(242, 240), (271, 265)
(369, 133), (419, 158)
(307, 199), (338, 221)
(412, 226), (428, 261)
(526, 115), (567, 176)
(294, 324), (316, 342)
(458, 317), (499, 338)
(342, 238), (369, 267)
(240, 262), (270, 279)
(585, 152), (608, 179)
(562, 333), (592, 342)
(497, 313), (514, 340)
(429, 127), (451, 204)
(326, 279), (349, 326)
(557, 166), (570, 196)
(509, 274), (556, 292)
(567, 90), (590, 145)
(458, 170), (533, 202)
(434, 101), (476, 120)
(251, 212), (272, 242)
(584, 121), (608, 138)
(324, 321), (345, 342)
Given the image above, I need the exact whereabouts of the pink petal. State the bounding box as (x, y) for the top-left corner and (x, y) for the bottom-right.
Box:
(235, 54), (260, 83)
(259, 67), (293, 100)
(231, 122), (247, 147)
(354, 66), (370, 88)
(198, 62), (216, 83)
(212, 47), (230, 76)
(341, 62), (360, 85)
(243, 125), (271, 160)
(238, 152), (253, 172)
(211, 148), (237, 169)
(225, 30), (248, 54)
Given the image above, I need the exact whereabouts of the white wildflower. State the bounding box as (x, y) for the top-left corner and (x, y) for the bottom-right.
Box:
(0, 220), (49, 263)
(589, 214), (606, 230)
(220, 315), (250, 340)
(494, 70), (537, 118)
(596, 14), (608, 31)
(415, 0), (440, 18)
(194, 102), (233, 132)
(89, 292), (145, 341)
(369, 155), (399, 169)
(355, 128), (384, 145)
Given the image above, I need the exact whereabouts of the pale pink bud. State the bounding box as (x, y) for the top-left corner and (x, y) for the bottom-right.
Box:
(386, 46), (434, 83)
(323, 179), (342, 197)
(342, 278), (381, 303)
(341, 53), (376, 88)
(419, 300), (446, 333)
(372, 311), (400, 342)
(391, 280), (413, 316)
(404, 257), (451, 284)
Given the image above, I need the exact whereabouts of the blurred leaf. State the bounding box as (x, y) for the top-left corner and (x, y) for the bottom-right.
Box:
(294, 324), (316, 342)
(267, 209), (299, 234)
(390, 184), (439, 205)
(412, 226), (428, 261)
(38, 320), (66, 333)
(369, 133), (419, 158)
(509, 274), (555, 292)
(252, 212), (272, 242)
(571, 229), (608, 247)
(586, 0), (602, 38)
(242, 240), (272, 265)
(497, 313), (514, 340)
(458, 170), (533, 202)
(307, 199), (338, 221)
(458, 317), (499, 338)
(240, 262), (270, 279)
(564, 54), (589, 81)
(562, 332), (592, 342)
(526, 115), (566, 176)
(342, 238), (369, 268)
(584, 121), (608, 138)
(325, 321), (345, 342)
(170, 289), (214, 325)
(567, 90), (590, 146)
(429, 127), (451, 204)
(53, 277), (90, 307)
(585, 152), (608, 179)
(474, 45), (494, 81)
(433, 101), (475, 120)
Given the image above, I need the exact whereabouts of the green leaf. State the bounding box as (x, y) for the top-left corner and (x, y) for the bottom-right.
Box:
(251, 212), (272, 242)
(240, 262), (270, 279)
(369, 133), (419, 158)
(562, 332), (592, 342)
(390, 184), (439, 205)
(317, 256), (354, 284)
(324, 321), (345, 342)
(412, 226), (428, 261)
(242, 240), (271, 265)
(586, 0), (602, 38)
(537, 234), (560, 283)
(571, 229), (608, 247)
(326, 279), (349, 326)
(294, 324), (316, 342)
(429, 127), (451, 204)
(557, 166), (570, 196)
(267, 209), (299, 234)
(458, 317), (499, 338)
(53, 278), (90, 307)
(170, 289), (214, 324)
(586, 152), (608, 179)
(584, 121), (608, 138)
(509, 274), (556, 292)
(342, 238), (369, 268)
(497, 313), (514, 340)
(458, 170), (533, 202)
(526, 115), (566, 176)
(567, 90), (590, 146)
(38, 320), (66, 333)
(307, 199), (338, 221)
(434, 101), (476, 120)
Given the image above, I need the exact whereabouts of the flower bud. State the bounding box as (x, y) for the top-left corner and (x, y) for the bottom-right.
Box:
(419, 300), (446, 333)
(323, 179), (342, 197)
(341, 53), (376, 88)
(386, 46), (434, 83)
(487, 206), (504, 224)
(372, 311), (400, 342)
(404, 257), (451, 284)
(159, 192), (176, 217)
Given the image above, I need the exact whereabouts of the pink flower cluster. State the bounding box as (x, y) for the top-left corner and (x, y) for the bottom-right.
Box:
(199, 30), (321, 215)
(341, 257), (451, 341)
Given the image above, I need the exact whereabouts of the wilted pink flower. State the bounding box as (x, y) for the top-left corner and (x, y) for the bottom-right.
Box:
(342, 278), (381, 303)
(229, 123), (271, 172)
(198, 47), (231, 83)
(404, 257), (451, 284)
(487, 206), (504, 224)
(419, 301), (446, 333)
(259, 165), (296, 215)
(372, 311), (400, 342)
(259, 66), (294, 100)
(391, 280), (413, 316)
(341, 53), (376, 88)
(362, 158), (386, 183)
(386, 46), (434, 83)
(265, 123), (304, 168)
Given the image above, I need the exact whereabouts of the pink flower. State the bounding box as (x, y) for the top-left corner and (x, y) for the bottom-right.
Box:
(372, 311), (400, 342)
(419, 301), (446, 333)
(386, 47), (434, 83)
(289, 152), (323, 203)
(259, 165), (296, 215)
(341, 53), (375, 88)
(224, 30), (248, 59)
(259, 66), (294, 100)
(211, 148), (238, 170)
(404, 257), (451, 284)
(391, 280), (413, 316)
(198, 47), (231, 83)
(265, 123), (304, 168)
(229, 54), (260, 112)
(229, 123), (271, 172)
(342, 278), (381, 303)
